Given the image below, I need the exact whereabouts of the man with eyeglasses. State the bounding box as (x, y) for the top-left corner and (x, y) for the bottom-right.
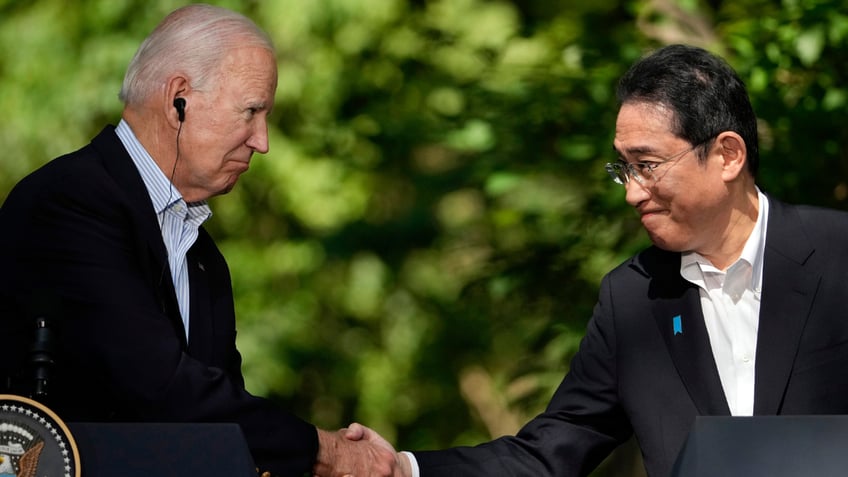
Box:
(347, 44), (848, 477)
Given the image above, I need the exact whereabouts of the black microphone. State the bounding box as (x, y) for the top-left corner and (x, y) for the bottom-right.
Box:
(30, 316), (54, 402)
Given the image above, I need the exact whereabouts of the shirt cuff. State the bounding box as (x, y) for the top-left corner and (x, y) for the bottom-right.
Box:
(401, 451), (421, 477)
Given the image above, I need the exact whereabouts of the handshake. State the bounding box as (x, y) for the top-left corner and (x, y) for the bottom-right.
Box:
(313, 423), (413, 477)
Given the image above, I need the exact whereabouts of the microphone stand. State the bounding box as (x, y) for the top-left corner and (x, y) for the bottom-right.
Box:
(30, 316), (54, 403)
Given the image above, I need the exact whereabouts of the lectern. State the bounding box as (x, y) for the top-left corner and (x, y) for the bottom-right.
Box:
(671, 415), (848, 477)
(68, 422), (258, 477)
(4, 317), (259, 476)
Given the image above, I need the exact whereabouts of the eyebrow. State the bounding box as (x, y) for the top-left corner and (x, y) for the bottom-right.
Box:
(612, 144), (662, 159)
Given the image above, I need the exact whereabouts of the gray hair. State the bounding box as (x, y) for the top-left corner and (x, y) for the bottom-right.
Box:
(118, 4), (275, 106)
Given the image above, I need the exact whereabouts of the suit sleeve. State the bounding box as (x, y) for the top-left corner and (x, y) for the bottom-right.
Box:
(413, 274), (631, 476)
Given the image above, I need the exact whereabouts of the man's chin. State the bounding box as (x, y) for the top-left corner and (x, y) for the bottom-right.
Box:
(649, 239), (691, 254)
(216, 176), (241, 196)
(645, 229), (684, 252)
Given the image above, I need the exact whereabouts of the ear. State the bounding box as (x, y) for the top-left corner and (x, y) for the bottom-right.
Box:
(715, 131), (747, 182)
(164, 75), (190, 128)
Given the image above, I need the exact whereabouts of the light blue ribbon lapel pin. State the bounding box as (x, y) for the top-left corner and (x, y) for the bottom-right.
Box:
(672, 315), (683, 336)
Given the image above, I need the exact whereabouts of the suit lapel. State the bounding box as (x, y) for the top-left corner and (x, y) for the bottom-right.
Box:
(653, 280), (731, 416)
(187, 246), (214, 362)
(638, 248), (731, 416)
(753, 199), (819, 415)
(91, 126), (186, 348)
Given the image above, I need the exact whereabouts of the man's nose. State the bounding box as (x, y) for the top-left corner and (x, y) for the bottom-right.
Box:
(624, 178), (650, 207)
(247, 119), (270, 154)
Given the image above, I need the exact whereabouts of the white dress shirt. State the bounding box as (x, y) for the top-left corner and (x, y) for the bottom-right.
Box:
(116, 120), (212, 341)
(680, 190), (768, 416)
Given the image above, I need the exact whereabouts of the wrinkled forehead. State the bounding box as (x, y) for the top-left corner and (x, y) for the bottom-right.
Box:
(208, 46), (277, 93)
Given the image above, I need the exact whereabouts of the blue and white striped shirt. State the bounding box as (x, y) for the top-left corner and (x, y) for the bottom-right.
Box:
(115, 120), (212, 341)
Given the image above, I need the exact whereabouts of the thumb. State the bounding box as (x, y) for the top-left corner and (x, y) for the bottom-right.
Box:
(343, 422), (366, 441)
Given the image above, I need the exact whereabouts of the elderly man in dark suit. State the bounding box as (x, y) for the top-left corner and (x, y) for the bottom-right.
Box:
(0, 4), (396, 477)
(349, 44), (848, 477)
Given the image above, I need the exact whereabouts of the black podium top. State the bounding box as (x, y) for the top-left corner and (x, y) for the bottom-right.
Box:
(671, 415), (848, 477)
(68, 422), (257, 477)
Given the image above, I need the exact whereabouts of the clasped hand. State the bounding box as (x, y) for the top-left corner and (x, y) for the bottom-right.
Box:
(313, 423), (411, 477)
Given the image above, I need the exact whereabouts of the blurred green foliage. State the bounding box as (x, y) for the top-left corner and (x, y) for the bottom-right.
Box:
(2, 1), (846, 475)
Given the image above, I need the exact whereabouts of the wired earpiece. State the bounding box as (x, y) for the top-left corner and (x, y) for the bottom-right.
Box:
(169, 97), (185, 188)
(173, 97), (186, 122)
(162, 97), (185, 223)
(160, 97), (186, 287)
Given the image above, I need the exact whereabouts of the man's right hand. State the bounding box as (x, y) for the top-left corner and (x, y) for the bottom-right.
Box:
(313, 425), (403, 477)
(342, 423), (412, 477)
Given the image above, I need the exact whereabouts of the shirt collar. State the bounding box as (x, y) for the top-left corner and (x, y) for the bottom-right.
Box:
(681, 189), (769, 292)
(115, 120), (212, 222)
(739, 188), (768, 292)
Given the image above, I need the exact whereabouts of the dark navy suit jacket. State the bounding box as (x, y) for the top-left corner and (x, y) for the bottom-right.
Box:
(414, 197), (848, 476)
(0, 126), (317, 476)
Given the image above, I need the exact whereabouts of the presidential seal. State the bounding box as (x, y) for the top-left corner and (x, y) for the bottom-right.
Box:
(0, 395), (80, 477)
